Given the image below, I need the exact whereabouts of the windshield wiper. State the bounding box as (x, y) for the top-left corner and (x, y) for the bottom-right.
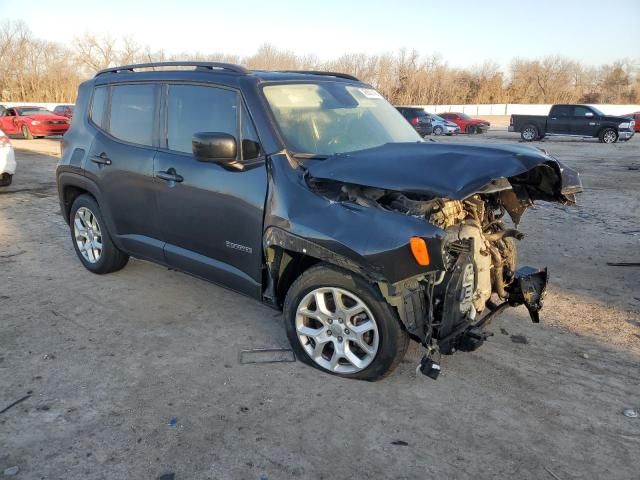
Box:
(292, 153), (329, 160)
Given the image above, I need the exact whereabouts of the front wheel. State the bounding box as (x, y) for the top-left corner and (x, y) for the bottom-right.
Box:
(599, 128), (618, 144)
(466, 124), (477, 134)
(433, 126), (444, 135)
(21, 125), (33, 140)
(284, 264), (409, 381)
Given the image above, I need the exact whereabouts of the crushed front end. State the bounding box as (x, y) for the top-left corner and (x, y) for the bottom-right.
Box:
(304, 142), (583, 375)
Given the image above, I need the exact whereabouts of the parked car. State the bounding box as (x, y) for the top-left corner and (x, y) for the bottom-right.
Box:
(624, 112), (640, 132)
(427, 113), (461, 136)
(0, 106), (70, 139)
(0, 128), (16, 186)
(53, 104), (75, 119)
(440, 112), (490, 134)
(57, 62), (582, 380)
(509, 105), (635, 143)
(395, 107), (433, 137)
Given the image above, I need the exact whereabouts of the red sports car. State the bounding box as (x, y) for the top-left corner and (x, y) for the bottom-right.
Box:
(440, 112), (490, 134)
(0, 106), (70, 139)
(624, 112), (640, 132)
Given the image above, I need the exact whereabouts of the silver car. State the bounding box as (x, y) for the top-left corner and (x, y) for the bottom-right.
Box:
(427, 113), (460, 135)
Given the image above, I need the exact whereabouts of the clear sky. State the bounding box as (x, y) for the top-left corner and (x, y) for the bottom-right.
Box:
(1, 0), (639, 68)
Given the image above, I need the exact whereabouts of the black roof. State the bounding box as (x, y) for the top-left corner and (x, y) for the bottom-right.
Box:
(94, 62), (360, 83)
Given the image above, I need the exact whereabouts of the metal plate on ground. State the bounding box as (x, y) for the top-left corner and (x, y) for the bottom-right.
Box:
(239, 348), (296, 364)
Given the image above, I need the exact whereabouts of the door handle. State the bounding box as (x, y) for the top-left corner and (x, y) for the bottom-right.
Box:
(156, 169), (183, 183)
(90, 153), (112, 165)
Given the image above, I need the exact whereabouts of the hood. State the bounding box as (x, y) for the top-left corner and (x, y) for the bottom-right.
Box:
(605, 115), (633, 122)
(24, 113), (68, 121)
(306, 142), (582, 201)
(469, 118), (490, 125)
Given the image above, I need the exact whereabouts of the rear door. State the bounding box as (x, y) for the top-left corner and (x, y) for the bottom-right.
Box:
(154, 83), (267, 298)
(547, 105), (571, 134)
(84, 83), (164, 262)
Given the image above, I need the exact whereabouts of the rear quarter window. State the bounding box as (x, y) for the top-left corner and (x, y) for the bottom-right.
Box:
(90, 87), (108, 128)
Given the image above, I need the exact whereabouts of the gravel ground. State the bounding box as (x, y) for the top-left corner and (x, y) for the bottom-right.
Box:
(1, 131), (639, 479)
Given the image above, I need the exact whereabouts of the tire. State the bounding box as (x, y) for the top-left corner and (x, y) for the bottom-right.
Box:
(0, 173), (12, 187)
(21, 125), (33, 140)
(433, 126), (444, 136)
(466, 124), (477, 135)
(521, 124), (538, 142)
(599, 128), (618, 144)
(69, 194), (129, 274)
(283, 263), (409, 381)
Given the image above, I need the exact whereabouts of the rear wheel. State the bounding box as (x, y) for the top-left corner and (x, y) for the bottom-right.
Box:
(21, 125), (33, 140)
(521, 125), (538, 141)
(69, 194), (129, 274)
(599, 128), (618, 144)
(284, 264), (409, 381)
(466, 124), (477, 134)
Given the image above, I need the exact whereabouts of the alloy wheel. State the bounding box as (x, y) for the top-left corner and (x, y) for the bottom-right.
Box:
(523, 127), (536, 141)
(73, 207), (103, 263)
(295, 287), (379, 374)
(603, 130), (617, 143)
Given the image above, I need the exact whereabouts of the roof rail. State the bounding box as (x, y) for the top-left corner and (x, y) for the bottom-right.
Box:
(95, 61), (249, 77)
(278, 70), (360, 81)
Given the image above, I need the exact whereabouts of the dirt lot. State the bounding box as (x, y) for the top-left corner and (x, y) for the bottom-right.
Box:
(1, 132), (639, 479)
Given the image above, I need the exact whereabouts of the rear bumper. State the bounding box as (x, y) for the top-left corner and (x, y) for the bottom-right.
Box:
(0, 147), (16, 175)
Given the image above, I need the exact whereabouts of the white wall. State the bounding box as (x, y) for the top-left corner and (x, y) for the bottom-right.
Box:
(0, 102), (65, 111)
(406, 104), (640, 116)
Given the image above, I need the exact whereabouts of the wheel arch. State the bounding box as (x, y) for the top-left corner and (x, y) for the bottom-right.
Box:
(263, 227), (386, 308)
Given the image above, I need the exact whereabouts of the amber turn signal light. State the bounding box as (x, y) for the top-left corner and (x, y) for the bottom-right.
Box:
(409, 237), (430, 266)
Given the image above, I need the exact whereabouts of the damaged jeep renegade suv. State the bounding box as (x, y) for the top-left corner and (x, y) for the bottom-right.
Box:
(57, 62), (582, 380)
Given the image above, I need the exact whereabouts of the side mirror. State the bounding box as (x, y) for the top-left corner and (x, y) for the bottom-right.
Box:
(192, 132), (238, 167)
(585, 112), (594, 117)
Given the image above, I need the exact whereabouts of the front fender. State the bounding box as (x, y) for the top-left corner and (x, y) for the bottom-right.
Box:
(264, 153), (446, 284)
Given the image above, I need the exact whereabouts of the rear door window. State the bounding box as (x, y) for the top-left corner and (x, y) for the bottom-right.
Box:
(552, 106), (571, 117)
(166, 84), (239, 155)
(108, 84), (158, 146)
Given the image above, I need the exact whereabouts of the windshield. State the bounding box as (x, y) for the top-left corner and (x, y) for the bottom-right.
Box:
(458, 112), (472, 120)
(430, 114), (447, 122)
(263, 83), (421, 156)
(16, 107), (51, 116)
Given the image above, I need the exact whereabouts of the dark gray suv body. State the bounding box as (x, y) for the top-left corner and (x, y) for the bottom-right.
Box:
(57, 62), (582, 380)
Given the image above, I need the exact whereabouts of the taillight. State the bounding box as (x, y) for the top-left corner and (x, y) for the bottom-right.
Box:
(0, 136), (10, 147)
(509, 116), (513, 126)
(410, 117), (420, 126)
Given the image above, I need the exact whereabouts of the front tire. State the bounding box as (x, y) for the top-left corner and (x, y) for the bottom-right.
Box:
(69, 194), (129, 274)
(21, 125), (33, 140)
(433, 126), (444, 136)
(599, 128), (618, 144)
(283, 264), (409, 381)
(466, 124), (477, 134)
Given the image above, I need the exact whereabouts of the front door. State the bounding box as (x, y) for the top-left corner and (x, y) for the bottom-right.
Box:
(570, 105), (598, 136)
(154, 83), (267, 298)
(0, 109), (19, 134)
(84, 83), (164, 262)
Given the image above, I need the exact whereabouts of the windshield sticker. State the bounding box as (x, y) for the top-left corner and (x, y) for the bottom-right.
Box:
(359, 88), (383, 99)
